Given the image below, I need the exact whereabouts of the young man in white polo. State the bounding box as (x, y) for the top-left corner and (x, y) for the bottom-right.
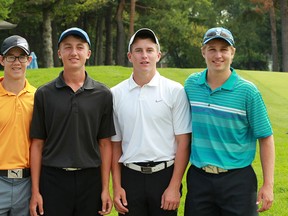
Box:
(111, 28), (191, 216)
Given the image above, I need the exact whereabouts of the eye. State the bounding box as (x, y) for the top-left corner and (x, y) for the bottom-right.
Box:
(19, 56), (27, 61)
(63, 45), (72, 49)
(6, 56), (16, 61)
(134, 49), (142, 53)
(77, 45), (85, 50)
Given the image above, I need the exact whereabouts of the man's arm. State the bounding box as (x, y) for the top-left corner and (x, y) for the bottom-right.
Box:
(111, 141), (129, 214)
(29, 138), (44, 216)
(98, 137), (113, 215)
(257, 135), (275, 212)
(161, 133), (191, 210)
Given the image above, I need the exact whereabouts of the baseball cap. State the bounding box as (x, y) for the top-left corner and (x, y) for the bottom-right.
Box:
(1, 35), (30, 55)
(202, 27), (235, 46)
(128, 28), (160, 52)
(58, 27), (91, 47)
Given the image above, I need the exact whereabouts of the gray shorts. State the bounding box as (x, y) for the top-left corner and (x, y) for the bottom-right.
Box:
(0, 176), (31, 216)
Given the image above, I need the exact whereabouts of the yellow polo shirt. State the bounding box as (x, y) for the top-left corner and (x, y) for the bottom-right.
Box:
(0, 77), (36, 169)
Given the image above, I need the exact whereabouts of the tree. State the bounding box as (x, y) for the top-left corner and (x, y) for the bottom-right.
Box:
(0, 0), (285, 71)
(268, 0), (279, 71)
(115, 0), (126, 66)
(280, 0), (288, 71)
(0, 0), (13, 20)
(104, 2), (114, 65)
(129, 0), (136, 37)
(42, 7), (54, 68)
(248, 0), (279, 71)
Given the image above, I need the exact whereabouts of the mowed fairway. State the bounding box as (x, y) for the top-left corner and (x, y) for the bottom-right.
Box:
(1, 66), (287, 215)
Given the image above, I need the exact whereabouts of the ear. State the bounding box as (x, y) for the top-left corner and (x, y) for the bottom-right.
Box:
(156, 52), (162, 63)
(57, 50), (62, 59)
(201, 46), (206, 58)
(127, 52), (132, 62)
(231, 47), (236, 59)
(86, 49), (91, 59)
(26, 56), (33, 66)
(0, 55), (4, 66)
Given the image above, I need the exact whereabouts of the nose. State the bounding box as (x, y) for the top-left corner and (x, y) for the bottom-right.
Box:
(142, 51), (148, 58)
(215, 50), (222, 58)
(70, 47), (78, 55)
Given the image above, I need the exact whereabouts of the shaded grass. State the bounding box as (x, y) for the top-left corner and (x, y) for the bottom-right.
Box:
(1, 66), (287, 215)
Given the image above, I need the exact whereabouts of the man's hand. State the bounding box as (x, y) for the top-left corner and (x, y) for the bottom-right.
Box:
(29, 192), (44, 216)
(113, 187), (129, 215)
(257, 184), (274, 212)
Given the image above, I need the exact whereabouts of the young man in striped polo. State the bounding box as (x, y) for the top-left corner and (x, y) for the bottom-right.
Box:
(184, 27), (275, 216)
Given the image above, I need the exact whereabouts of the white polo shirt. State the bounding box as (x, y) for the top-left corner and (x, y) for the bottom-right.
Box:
(111, 72), (191, 163)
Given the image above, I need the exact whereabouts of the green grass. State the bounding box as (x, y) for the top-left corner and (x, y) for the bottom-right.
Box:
(1, 66), (287, 215)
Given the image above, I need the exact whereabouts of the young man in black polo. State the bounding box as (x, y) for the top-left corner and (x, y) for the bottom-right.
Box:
(29, 27), (115, 216)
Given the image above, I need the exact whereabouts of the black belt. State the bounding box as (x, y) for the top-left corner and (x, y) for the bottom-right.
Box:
(0, 168), (30, 178)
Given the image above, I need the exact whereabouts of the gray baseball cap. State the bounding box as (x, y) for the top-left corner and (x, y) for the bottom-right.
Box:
(1, 35), (30, 55)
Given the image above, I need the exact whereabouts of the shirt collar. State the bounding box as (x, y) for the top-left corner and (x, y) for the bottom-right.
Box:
(197, 67), (238, 91)
(24, 79), (35, 92)
(128, 71), (160, 90)
(0, 77), (35, 96)
(55, 71), (96, 90)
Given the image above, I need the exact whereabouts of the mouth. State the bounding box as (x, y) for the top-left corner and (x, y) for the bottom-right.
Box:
(69, 58), (79, 62)
(141, 61), (149, 65)
(12, 66), (22, 71)
(213, 60), (223, 65)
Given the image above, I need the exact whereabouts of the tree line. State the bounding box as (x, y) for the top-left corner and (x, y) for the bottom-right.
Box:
(0, 0), (287, 72)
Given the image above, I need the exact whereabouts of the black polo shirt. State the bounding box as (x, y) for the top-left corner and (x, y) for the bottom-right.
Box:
(30, 71), (115, 168)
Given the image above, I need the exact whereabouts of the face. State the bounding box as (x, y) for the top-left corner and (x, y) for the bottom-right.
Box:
(58, 35), (91, 71)
(128, 38), (161, 74)
(0, 47), (32, 81)
(201, 39), (235, 73)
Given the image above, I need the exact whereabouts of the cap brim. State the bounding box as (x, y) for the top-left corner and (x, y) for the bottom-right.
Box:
(203, 36), (234, 46)
(2, 45), (30, 55)
(58, 29), (91, 47)
(128, 28), (160, 52)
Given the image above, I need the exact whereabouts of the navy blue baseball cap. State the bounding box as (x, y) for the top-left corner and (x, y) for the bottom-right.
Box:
(202, 27), (235, 46)
(58, 27), (91, 47)
(1, 35), (30, 55)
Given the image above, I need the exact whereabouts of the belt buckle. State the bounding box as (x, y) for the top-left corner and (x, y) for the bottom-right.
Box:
(141, 166), (152, 174)
(202, 165), (227, 174)
(63, 168), (81, 171)
(7, 169), (23, 178)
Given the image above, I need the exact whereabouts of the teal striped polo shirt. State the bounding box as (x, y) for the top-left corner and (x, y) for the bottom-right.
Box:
(184, 68), (273, 169)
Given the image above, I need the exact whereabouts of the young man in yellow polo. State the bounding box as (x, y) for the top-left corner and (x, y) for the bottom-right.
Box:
(0, 35), (34, 216)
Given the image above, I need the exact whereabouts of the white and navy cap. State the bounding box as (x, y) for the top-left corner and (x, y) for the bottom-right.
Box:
(128, 28), (160, 52)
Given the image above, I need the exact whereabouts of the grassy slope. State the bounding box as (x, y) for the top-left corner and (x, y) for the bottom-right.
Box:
(1, 66), (287, 215)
